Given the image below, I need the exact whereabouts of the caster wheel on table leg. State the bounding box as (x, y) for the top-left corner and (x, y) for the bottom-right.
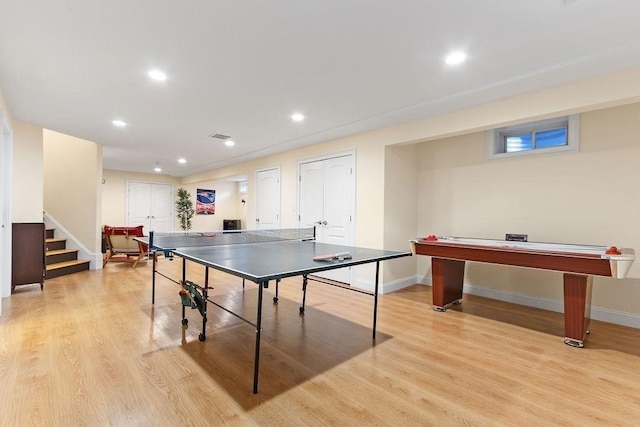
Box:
(273, 297), (278, 304)
(299, 307), (305, 315)
(199, 333), (206, 342)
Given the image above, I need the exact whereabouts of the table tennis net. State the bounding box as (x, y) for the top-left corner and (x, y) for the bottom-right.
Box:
(147, 227), (316, 249)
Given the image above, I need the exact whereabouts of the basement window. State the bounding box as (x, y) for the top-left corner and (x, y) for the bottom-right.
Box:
(486, 115), (579, 159)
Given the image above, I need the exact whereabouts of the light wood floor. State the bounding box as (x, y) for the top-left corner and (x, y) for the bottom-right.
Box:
(2, 259), (640, 426)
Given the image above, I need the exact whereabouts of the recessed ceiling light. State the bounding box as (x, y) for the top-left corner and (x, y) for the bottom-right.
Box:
(154, 167), (162, 172)
(225, 140), (235, 147)
(112, 119), (127, 127)
(178, 158), (187, 164)
(291, 113), (305, 122)
(148, 69), (167, 81)
(445, 51), (467, 65)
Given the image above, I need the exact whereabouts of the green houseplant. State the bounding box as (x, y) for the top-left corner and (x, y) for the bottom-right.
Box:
(176, 188), (195, 231)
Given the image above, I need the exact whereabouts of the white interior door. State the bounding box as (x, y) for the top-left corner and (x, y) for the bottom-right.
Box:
(322, 156), (354, 246)
(127, 181), (173, 233)
(255, 167), (281, 229)
(299, 161), (323, 230)
(128, 182), (152, 231)
(150, 184), (173, 231)
(299, 153), (355, 283)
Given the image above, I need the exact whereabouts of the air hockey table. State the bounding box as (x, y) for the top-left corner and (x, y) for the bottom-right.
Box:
(411, 236), (635, 347)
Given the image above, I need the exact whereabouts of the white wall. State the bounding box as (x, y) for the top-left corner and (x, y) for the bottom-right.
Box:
(101, 170), (245, 232)
(383, 144), (419, 289)
(176, 66), (640, 294)
(11, 120), (43, 222)
(5, 119), (44, 297)
(181, 145), (400, 290)
(5, 63), (640, 303)
(43, 130), (101, 252)
(415, 102), (640, 316)
(179, 179), (241, 231)
(102, 170), (180, 227)
(175, 68), (640, 305)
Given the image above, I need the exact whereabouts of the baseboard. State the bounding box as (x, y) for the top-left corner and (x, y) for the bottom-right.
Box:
(91, 253), (104, 269)
(350, 275), (419, 294)
(465, 283), (640, 329)
(419, 277), (640, 329)
(381, 275), (423, 294)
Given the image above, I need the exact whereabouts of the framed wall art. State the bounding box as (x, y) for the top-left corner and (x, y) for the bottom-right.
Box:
(196, 189), (216, 215)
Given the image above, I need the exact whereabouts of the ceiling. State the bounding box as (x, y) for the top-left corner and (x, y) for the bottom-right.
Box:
(2, 1), (640, 177)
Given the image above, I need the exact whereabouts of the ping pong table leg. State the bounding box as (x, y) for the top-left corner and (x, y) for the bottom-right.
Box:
(299, 274), (308, 314)
(182, 257), (186, 282)
(180, 258), (187, 328)
(373, 261), (380, 340)
(253, 280), (266, 394)
(199, 267), (209, 342)
(151, 251), (157, 304)
(273, 279), (280, 303)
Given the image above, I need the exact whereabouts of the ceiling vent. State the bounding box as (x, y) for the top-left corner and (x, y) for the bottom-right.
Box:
(209, 133), (231, 140)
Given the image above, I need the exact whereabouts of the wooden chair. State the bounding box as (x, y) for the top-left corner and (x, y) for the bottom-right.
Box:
(103, 225), (148, 268)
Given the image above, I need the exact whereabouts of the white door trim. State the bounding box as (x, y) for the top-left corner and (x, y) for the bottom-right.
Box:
(296, 148), (357, 169)
(0, 109), (13, 301)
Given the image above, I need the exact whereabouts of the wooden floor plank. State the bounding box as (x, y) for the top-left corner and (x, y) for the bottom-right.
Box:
(2, 259), (640, 425)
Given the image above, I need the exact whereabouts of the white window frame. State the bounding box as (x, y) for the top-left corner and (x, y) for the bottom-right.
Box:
(238, 180), (248, 194)
(486, 115), (579, 160)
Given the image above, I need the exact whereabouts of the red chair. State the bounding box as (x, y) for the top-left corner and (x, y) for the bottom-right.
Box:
(103, 225), (148, 268)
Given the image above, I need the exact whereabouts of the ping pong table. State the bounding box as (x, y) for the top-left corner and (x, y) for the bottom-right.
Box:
(137, 227), (412, 393)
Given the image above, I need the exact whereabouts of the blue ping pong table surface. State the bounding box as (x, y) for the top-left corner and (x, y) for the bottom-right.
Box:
(172, 240), (409, 283)
(139, 230), (411, 283)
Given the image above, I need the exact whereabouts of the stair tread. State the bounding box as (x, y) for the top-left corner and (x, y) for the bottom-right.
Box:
(46, 259), (90, 270)
(46, 237), (66, 243)
(46, 248), (78, 256)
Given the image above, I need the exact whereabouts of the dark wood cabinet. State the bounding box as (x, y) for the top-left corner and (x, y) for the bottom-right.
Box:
(11, 222), (45, 292)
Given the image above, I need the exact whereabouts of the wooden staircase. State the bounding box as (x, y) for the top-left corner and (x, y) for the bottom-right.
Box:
(45, 228), (91, 279)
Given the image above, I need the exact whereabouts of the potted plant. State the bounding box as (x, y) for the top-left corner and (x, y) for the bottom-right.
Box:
(176, 188), (195, 231)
